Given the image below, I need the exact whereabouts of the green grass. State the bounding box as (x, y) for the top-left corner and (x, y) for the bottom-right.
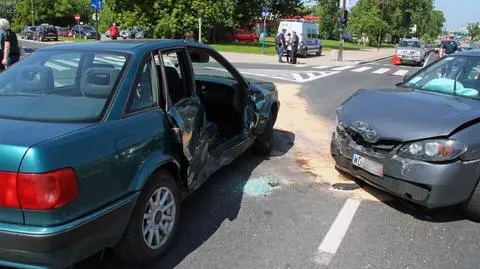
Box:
(210, 37), (394, 55)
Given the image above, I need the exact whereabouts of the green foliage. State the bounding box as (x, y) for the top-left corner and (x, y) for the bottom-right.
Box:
(316, 0), (339, 39)
(467, 22), (480, 41)
(15, 0), (92, 26)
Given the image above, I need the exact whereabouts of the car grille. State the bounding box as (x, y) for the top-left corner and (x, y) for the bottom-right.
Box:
(337, 125), (400, 156)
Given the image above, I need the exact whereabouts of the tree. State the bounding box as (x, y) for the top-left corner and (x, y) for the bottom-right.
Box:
(15, 0), (91, 27)
(316, 0), (339, 39)
(467, 22), (480, 41)
(422, 10), (445, 43)
(348, 0), (383, 44)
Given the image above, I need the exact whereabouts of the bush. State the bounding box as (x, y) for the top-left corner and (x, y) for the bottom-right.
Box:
(12, 24), (22, 34)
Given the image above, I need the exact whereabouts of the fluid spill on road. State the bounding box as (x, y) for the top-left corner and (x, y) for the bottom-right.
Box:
(273, 83), (390, 202)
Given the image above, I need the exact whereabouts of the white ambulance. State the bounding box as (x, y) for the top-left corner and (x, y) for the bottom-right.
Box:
(277, 19), (323, 57)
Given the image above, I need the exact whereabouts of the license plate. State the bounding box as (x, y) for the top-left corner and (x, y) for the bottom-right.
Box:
(352, 153), (384, 177)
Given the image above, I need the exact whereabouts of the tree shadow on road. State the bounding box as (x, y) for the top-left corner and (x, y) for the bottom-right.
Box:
(336, 170), (466, 223)
(75, 129), (295, 269)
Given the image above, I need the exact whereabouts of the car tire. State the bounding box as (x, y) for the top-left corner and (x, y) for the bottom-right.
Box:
(114, 169), (180, 264)
(253, 108), (277, 156)
(316, 47), (322, 56)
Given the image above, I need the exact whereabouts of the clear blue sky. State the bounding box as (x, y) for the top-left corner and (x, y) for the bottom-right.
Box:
(346, 0), (478, 30)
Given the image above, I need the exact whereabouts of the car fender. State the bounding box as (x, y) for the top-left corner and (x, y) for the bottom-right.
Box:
(253, 95), (280, 134)
(128, 152), (181, 192)
(450, 122), (480, 162)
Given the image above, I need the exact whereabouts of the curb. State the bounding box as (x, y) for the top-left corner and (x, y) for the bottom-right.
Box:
(357, 55), (393, 65)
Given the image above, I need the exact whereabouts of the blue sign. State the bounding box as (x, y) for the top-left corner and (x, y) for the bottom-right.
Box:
(262, 6), (270, 17)
(91, 0), (103, 10)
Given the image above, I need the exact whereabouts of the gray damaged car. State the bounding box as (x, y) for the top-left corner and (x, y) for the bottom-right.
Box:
(331, 50), (480, 220)
(395, 39), (426, 66)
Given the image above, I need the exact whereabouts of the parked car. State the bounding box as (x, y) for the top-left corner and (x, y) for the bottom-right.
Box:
(55, 26), (69, 37)
(134, 28), (150, 39)
(120, 29), (135, 39)
(224, 29), (259, 43)
(20, 26), (36, 40)
(395, 38), (427, 66)
(0, 40), (279, 268)
(33, 23), (58, 42)
(72, 24), (100, 40)
(331, 50), (480, 221)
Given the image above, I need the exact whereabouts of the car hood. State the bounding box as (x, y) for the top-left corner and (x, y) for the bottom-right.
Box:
(338, 87), (480, 142)
(0, 119), (92, 172)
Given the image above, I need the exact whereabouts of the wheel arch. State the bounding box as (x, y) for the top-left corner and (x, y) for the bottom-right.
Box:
(128, 153), (186, 196)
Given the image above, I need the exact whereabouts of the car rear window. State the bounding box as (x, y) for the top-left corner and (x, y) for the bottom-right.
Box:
(399, 41), (420, 48)
(0, 50), (129, 122)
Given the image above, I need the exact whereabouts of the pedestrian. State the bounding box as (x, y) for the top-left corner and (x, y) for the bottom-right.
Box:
(275, 28), (286, 63)
(286, 33), (292, 63)
(291, 31), (299, 64)
(0, 18), (20, 69)
(109, 22), (119, 40)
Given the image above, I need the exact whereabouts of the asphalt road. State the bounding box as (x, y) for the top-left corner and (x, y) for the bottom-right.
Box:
(13, 41), (480, 269)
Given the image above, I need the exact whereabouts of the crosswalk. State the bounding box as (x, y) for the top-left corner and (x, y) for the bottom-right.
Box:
(306, 64), (417, 77)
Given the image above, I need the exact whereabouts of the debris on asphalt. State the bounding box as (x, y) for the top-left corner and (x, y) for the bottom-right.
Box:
(331, 183), (361, 191)
(242, 175), (281, 197)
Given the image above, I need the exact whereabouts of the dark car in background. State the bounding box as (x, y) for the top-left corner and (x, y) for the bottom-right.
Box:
(72, 24), (100, 40)
(33, 24), (58, 42)
(20, 26), (36, 40)
(56, 26), (69, 37)
(332, 50), (480, 221)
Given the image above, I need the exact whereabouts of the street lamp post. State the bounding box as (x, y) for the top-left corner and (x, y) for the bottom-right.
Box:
(377, 0), (385, 51)
(30, 0), (34, 26)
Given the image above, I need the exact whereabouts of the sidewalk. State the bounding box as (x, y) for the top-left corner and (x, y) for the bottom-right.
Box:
(220, 48), (395, 67)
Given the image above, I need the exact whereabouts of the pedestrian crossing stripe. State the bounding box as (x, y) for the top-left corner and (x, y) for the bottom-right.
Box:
(351, 66), (372, 72)
(331, 65), (355, 71)
(372, 68), (390, 74)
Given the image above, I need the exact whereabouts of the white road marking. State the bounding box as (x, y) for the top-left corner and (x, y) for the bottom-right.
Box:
(372, 68), (390, 74)
(313, 65), (331, 69)
(393, 69), (409, 76)
(293, 73), (303, 81)
(306, 72), (316, 79)
(331, 65), (355, 71)
(314, 198), (361, 265)
(351, 66), (373, 72)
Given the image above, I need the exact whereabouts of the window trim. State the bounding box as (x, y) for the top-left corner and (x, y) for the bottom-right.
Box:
(124, 55), (159, 117)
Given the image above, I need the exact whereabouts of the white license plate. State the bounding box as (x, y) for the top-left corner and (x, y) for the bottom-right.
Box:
(352, 153), (384, 177)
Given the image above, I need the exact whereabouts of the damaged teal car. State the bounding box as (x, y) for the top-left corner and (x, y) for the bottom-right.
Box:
(0, 40), (279, 269)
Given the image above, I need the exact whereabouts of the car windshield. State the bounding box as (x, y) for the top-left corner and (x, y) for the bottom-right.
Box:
(83, 26), (95, 31)
(403, 56), (480, 99)
(0, 50), (129, 122)
(399, 41), (420, 48)
(29, 27), (36, 31)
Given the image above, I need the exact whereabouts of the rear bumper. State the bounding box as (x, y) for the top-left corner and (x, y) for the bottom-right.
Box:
(0, 194), (138, 269)
(398, 55), (422, 63)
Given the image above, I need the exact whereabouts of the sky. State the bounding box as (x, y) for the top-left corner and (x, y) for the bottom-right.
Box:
(346, 0), (478, 30)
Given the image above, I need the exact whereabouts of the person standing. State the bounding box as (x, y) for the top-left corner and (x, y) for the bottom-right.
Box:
(285, 33), (292, 63)
(0, 19), (20, 69)
(291, 31), (299, 64)
(275, 28), (286, 63)
(109, 22), (119, 40)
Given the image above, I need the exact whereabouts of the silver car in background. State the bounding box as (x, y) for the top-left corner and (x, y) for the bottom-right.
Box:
(395, 39), (426, 66)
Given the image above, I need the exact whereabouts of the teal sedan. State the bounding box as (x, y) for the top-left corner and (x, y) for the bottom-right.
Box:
(0, 40), (279, 269)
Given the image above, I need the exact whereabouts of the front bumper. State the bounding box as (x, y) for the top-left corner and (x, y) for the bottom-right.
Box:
(330, 128), (480, 208)
(398, 54), (422, 63)
(0, 194), (137, 269)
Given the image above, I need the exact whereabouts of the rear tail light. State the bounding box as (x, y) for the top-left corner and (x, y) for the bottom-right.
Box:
(0, 168), (79, 210)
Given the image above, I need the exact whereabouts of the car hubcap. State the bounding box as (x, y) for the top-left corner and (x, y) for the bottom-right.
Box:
(142, 187), (176, 250)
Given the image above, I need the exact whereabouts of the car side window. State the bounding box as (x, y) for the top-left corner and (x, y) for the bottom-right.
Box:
(188, 49), (238, 82)
(159, 50), (190, 105)
(127, 61), (156, 113)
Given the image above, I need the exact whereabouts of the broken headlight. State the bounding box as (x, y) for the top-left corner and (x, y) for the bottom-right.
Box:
(398, 139), (466, 162)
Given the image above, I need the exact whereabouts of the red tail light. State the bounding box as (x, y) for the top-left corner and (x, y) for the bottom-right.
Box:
(0, 168), (79, 210)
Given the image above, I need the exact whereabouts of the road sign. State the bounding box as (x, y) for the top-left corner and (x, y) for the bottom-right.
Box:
(90, 0), (103, 10)
(92, 13), (99, 20)
(262, 6), (270, 17)
(74, 13), (80, 21)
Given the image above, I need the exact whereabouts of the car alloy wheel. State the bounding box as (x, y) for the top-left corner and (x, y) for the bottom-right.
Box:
(114, 169), (180, 264)
(142, 187), (176, 250)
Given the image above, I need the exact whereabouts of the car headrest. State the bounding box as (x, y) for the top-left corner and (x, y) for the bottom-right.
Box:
(16, 65), (54, 92)
(81, 67), (120, 98)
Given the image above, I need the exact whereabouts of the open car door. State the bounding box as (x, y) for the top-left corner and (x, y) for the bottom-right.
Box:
(157, 49), (215, 188)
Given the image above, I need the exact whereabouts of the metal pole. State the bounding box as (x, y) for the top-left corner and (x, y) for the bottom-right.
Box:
(198, 17), (202, 43)
(262, 16), (266, 53)
(378, 0), (384, 51)
(30, 0), (34, 26)
(338, 0), (346, 61)
(95, 9), (99, 34)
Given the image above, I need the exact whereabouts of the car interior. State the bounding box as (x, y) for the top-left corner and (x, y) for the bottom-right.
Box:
(156, 51), (247, 144)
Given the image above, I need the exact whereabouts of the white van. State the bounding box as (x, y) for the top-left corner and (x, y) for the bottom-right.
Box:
(277, 19), (323, 57)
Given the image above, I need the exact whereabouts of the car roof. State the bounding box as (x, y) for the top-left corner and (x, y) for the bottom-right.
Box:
(37, 39), (211, 54)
